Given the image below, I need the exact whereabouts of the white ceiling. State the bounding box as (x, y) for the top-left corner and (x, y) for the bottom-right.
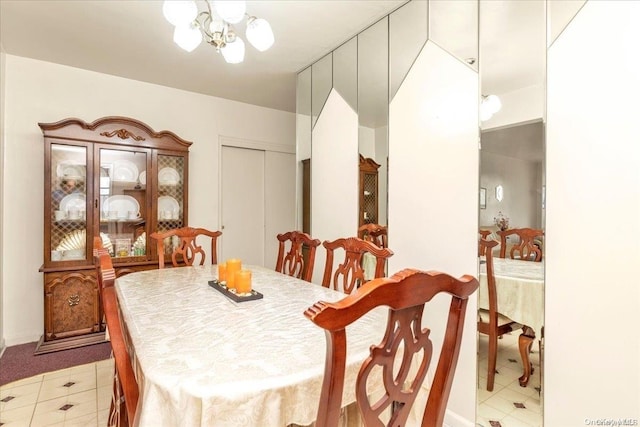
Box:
(0, 0), (406, 113)
(0, 1), (547, 114)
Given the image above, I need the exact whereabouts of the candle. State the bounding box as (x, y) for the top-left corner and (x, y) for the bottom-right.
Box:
(225, 258), (242, 290)
(235, 270), (252, 295)
(218, 262), (227, 282)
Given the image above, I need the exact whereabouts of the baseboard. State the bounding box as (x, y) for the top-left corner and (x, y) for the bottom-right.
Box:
(444, 409), (476, 427)
(4, 332), (42, 347)
(34, 332), (107, 355)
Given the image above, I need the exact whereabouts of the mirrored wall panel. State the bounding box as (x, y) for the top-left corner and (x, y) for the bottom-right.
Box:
(477, 1), (546, 426)
(311, 53), (333, 128)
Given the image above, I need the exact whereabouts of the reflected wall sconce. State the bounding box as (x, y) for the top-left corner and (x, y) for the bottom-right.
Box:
(495, 184), (504, 202)
(163, 0), (274, 64)
(480, 94), (502, 121)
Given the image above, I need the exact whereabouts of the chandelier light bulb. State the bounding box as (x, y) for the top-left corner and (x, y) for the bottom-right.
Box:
(221, 37), (245, 63)
(163, 0), (198, 27)
(209, 18), (225, 34)
(246, 17), (274, 52)
(173, 23), (203, 52)
(213, 1), (246, 24)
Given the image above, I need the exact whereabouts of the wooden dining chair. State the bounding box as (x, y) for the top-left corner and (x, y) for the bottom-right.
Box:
(102, 284), (139, 426)
(150, 227), (222, 268)
(305, 268), (479, 427)
(478, 230), (492, 256)
(357, 223), (388, 248)
(478, 238), (521, 391)
(321, 237), (393, 294)
(275, 231), (321, 282)
(497, 228), (544, 261)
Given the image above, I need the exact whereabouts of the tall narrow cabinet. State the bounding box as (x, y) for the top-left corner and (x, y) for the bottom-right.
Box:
(359, 154), (380, 228)
(38, 116), (191, 353)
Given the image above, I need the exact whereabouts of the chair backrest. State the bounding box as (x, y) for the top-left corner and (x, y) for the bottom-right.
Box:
(478, 230), (492, 256)
(94, 237), (113, 291)
(322, 237), (393, 294)
(275, 231), (321, 282)
(357, 223), (388, 248)
(150, 227), (222, 268)
(305, 268), (479, 427)
(478, 238), (500, 325)
(102, 286), (139, 425)
(497, 228), (544, 261)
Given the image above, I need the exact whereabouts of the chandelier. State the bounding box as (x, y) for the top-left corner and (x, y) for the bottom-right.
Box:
(480, 95), (502, 122)
(162, 1), (274, 64)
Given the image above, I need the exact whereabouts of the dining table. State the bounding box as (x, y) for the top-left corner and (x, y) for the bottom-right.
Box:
(478, 257), (544, 387)
(114, 264), (389, 427)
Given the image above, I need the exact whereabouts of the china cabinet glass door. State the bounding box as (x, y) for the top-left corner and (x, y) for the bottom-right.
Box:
(50, 144), (89, 262)
(98, 148), (149, 259)
(156, 153), (186, 255)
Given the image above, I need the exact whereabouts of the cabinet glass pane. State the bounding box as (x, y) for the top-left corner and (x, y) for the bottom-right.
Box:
(51, 144), (88, 262)
(99, 149), (147, 258)
(157, 154), (185, 254)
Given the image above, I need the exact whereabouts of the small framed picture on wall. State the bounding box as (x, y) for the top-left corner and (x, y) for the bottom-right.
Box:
(480, 187), (487, 209)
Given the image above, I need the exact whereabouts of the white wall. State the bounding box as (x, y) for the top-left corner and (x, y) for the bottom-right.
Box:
(545, 0), (640, 424)
(479, 151), (540, 228)
(1, 55), (294, 346)
(389, 41), (479, 426)
(310, 89), (359, 286)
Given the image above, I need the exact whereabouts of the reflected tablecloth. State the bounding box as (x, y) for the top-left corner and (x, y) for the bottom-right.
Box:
(478, 258), (544, 334)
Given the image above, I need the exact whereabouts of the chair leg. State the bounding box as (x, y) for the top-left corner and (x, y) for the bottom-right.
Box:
(486, 332), (498, 391)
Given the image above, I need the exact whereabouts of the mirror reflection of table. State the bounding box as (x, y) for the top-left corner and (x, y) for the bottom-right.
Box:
(479, 258), (544, 387)
(115, 265), (387, 426)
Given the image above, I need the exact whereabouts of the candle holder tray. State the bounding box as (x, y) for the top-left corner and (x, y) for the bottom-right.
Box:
(208, 280), (263, 303)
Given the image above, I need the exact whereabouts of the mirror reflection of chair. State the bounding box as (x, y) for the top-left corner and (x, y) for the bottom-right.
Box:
(305, 268), (479, 427)
(275, 231), (321, 282)
(478, 238), (522, 391)
(321, 237), (393, 294)
(150, 227), (222, 268)
(497, 228), (544, 261)
(478, 229), (494, 256)
(357, 223), (388, 248)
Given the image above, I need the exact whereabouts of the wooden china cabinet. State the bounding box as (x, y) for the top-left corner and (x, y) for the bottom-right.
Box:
(359, 154), (380, 228)
(37, 116), (191, 353)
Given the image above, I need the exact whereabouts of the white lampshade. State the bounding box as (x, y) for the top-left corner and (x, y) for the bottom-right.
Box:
(484, 95), (502, 114)
(163, 0), (198, 27)
(173, 24), (203, 52)
(221, 37), (245, 63)
(480, 105), (494, 122)
(213, 1), (246, 24)
(246, 17), (274, 52)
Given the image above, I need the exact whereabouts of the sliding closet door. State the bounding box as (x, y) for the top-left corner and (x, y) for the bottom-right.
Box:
(221, 146), (296, 267)
(221, 146), (265, 265)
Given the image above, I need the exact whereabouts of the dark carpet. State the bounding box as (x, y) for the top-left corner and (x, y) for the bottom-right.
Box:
(0, 341), (112, 386)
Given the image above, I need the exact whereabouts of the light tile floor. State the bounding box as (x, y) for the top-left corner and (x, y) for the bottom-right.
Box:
(0, 358), (113, 427)
(476, 331), (543, 427)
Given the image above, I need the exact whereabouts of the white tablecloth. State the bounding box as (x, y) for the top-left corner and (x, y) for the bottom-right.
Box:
(115, 265), (387, 427)
(478, 258), (544, 334)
